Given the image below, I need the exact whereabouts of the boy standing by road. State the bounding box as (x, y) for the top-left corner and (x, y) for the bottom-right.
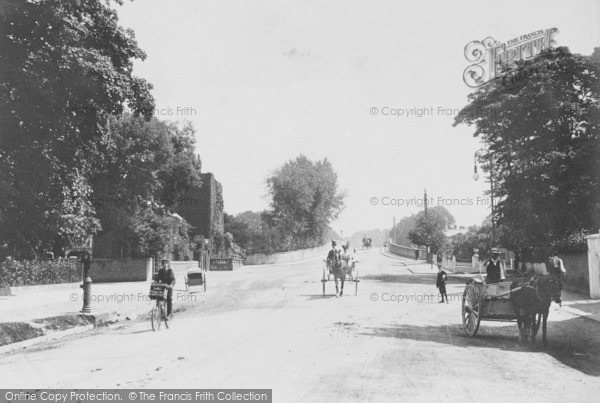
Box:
(436, 264), (448, 303)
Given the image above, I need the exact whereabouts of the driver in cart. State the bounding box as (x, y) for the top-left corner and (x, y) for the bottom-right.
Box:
(326, 240), (339, 279)
(485, 248), (505, 284)
(341, 241), (355, 279)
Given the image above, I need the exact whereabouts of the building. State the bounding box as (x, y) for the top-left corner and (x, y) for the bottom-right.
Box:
(176, 172), (224, 240)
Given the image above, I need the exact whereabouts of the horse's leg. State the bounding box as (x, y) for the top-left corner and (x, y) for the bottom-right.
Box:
(542, 310), (549, 347)
(334, 275), (339, 296)
(340, 274), (345, 296)
(516, 316), (524, 341)
(531, 313), (540, 344)
(521, 313), (531, 341)
(513, 304), (524, 341)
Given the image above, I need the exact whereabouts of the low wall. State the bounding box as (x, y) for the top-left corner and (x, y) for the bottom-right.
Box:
(587, 234), (600, 298)
(6, 281), (81, 296)
(91, 258), (152, 283)
(387, 240), (426, 260)
(244, 244), (330, 265)
(210, 258), (243, 271)
(561, 252), (589, 294)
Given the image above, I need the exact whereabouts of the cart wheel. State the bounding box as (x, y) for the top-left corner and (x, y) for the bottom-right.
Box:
(462, 282), (481, 336)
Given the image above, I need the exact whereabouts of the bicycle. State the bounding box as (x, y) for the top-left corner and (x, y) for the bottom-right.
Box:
(149, 283), (171, 331)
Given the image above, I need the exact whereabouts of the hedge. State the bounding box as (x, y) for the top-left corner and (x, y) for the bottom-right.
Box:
(0, 259), (82, 287)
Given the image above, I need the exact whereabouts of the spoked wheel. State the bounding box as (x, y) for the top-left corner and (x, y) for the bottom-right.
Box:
(462, 282), (481, 337)
(161, 301), (170, 329)
(151, 305), (161, 331)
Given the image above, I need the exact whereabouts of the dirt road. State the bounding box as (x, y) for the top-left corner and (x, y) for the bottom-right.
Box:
(1, 249), (599, 402)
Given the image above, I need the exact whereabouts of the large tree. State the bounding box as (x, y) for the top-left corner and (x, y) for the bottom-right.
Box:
(407, 206), (455, 254)
(0, 0), (154, 258)
(263, 155), (345, 250)
(454, 47), (600, 259)
(91, 114), (202, 258)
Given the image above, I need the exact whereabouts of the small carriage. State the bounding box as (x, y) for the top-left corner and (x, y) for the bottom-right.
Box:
(184, 265), (207, 292)
(321, 259), (360, 296)
(461, 275), (519, 336)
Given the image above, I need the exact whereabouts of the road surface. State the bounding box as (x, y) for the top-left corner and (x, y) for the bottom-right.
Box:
(1, 249), (599, 402)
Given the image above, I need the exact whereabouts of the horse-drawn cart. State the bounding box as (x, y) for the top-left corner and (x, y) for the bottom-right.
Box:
(321, 259), (360, 296)
(461, 275), (518, 336)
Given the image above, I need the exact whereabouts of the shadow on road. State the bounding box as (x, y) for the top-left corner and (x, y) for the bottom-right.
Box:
(362, 273), (466, 286)
(302, 295), (339, 300)
(360, 316), (600, 376)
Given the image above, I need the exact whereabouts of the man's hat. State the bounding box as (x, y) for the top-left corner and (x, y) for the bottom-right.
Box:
(331, 240), (337, 246)
(491, 248), (500, 254)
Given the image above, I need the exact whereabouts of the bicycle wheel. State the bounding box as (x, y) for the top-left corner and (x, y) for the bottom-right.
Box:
(160, 300), (170, 329)
(151, 303), (161, 331)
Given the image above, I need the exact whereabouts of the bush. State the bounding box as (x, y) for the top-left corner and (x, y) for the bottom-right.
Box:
(0, 259), (81, 286)
(551, 230), (589, 253)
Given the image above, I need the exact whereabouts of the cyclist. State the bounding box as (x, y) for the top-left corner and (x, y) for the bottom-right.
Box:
(154, 259), (176, 317)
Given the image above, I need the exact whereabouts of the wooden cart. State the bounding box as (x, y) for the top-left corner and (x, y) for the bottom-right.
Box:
(321, 259), (360, 296)
(461, 275), (522, 336)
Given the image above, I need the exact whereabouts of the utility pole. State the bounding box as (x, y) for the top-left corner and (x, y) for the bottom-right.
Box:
(474, 149), (496, 245)
(393, 216), (397, 244)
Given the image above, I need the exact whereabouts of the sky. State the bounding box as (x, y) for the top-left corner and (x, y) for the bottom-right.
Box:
(116, 0), (599, 236)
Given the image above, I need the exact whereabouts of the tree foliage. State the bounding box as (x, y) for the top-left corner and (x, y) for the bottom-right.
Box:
(0, 0), (154, 258)
(454, 47), (600, 259)
(91, 115), (202, 259)
(263, 155), (345, 250)
(225, 156), (346, 255)
(407, 206), (455, 254)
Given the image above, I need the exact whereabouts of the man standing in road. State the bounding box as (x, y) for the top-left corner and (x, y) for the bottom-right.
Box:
(548, 250), (567, 291)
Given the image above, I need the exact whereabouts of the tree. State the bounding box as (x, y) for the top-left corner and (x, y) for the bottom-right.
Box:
(264, 155), (345, 249)
(389, 215), (420, 246)
(407, 206), (455, 254)
(0, 0), (154, 258)
(454, 47), (600, 259)
(91, 114), (202, 258)
(224, 213), (253, 249)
